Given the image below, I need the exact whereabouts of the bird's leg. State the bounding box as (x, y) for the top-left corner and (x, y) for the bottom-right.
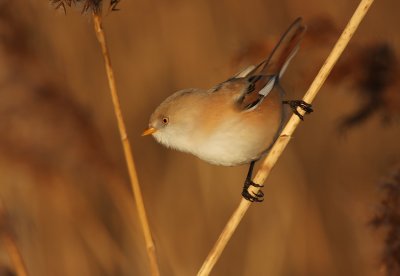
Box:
(242, 161), (264, 202)
(282, 100), (313, 120)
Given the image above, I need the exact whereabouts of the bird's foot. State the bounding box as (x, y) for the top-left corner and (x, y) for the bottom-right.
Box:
(242, 180), (264, 202)
(283, 100), (313, 120)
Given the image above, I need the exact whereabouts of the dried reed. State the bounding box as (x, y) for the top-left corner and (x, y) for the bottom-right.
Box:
(197, 0), (375, 274)
(371, 164), (400, 276)
(50, 1), (160, 274)
(0, 203), (29, 276)
(92, 14), (160, 276)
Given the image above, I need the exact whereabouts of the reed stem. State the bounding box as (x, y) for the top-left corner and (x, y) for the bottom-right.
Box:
(92, 14), (160, 276)
(197, 0), (375, 274)
(0, 203), (29, 276)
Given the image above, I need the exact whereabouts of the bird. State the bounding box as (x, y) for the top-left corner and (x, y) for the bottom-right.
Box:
(142, 18), (312, 202)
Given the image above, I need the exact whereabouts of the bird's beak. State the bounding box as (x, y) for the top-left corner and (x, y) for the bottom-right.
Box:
(142, 127), (157, 136)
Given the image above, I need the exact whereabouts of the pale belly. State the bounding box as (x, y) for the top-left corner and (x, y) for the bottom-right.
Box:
(193, 136), (266, 166)
(190, 114), (282, 166)
(186, 98), (283, 165)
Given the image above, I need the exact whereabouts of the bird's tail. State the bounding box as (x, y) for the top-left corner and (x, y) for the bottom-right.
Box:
(250, 18), (307, 78)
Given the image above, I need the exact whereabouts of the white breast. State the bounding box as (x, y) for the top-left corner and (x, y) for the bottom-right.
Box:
(189, 120), (269, 166)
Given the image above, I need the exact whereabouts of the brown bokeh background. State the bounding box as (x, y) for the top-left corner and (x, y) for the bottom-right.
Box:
(0, 0), (399, 275)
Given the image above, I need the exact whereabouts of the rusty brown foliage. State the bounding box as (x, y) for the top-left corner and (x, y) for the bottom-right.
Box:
(372, 165), (400, 276)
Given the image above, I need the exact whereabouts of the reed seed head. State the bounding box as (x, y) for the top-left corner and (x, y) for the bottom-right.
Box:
(49, 0), (121, 14)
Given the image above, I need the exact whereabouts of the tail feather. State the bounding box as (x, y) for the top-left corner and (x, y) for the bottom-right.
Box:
(237, 18), (306, 112)
(249, 17), (306, 78)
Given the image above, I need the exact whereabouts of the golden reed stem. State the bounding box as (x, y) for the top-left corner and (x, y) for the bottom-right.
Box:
(2, 234), (28, 276)
(0, 202), (29, 276)
(197, 0), (375, 274)
(92, 14), (160, 276)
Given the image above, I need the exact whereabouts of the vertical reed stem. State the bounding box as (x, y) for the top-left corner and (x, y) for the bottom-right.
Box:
(92, 14), (160, 276)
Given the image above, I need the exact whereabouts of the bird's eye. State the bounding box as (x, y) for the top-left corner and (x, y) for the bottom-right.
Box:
(162, 117), (169, 124)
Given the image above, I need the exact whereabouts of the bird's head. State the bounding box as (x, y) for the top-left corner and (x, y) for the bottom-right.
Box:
(142, 89), (199, 151)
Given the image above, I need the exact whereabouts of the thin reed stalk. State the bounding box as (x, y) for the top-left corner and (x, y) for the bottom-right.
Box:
(0, 203), (29, 276)
(197, 0), (375, 274)
(92, 14), (160, 276)
(2, 234), (28, 276)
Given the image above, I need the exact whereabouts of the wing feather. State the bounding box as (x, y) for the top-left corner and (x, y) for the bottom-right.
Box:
(212, 18), (306, 112)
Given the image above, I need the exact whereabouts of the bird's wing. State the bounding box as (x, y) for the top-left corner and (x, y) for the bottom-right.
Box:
(211, 75), (276, 112)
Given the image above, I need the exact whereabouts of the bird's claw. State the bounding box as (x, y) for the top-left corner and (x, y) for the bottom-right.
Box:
(242, 180), (264, 202)
(283, 100), (313, 120)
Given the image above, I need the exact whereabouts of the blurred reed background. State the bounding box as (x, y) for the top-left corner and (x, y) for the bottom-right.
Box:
(0, 0), (399, 275)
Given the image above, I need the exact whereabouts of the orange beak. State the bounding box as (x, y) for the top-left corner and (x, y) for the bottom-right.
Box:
(142, 127), (157, 136)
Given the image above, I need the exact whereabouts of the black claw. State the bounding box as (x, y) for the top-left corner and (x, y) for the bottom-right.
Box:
(283, 100), (313, 120)
(293, 108), (304, 121)
(242, 189), (264, 202)
(252, 189), (264, 198)
(242, 180), (264, 202)
(250, 182), (264, 188)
